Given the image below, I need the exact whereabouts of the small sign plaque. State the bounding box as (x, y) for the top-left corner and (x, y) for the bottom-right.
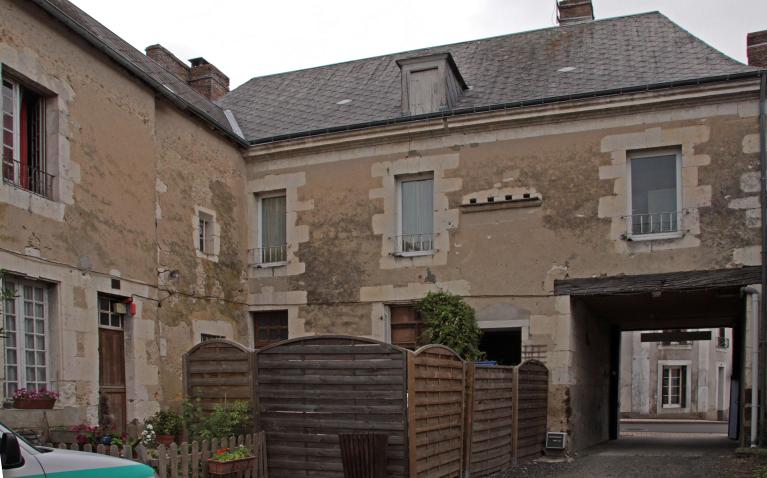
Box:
(545, 432), (567, 450)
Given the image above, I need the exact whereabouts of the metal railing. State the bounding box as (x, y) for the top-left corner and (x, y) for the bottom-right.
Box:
(628, 211), (680, 236)
(2, 159), (54, 199)
(394, 233), (436, 254)
(250, 244), (287, 265)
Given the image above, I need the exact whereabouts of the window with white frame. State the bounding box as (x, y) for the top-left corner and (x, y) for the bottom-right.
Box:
(661, 365), (687, 408)
(628, 150), (681, 237)
(257, 192), (287, 265)
(2, 75), (51, 198)
(2, 278), (50, 396)
(396, 174), (434, 255)
(198, 212), (214, 254)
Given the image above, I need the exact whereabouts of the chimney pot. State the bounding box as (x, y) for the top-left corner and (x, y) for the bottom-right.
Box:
(747, 30), (767, 67)
(557, 0), (594, 25)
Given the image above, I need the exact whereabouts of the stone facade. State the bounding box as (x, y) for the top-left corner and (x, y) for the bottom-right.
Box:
(1, 0), (764, 452)
(0, 0), (247, 430)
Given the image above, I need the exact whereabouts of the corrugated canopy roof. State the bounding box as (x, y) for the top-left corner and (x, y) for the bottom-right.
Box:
(219, 12), (757, 143)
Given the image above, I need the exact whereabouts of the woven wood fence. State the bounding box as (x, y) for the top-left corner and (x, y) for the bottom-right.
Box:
(46, 431), (267, 478)
(463, 364), (516, 477)
(513, 360), (549, 461)
(184, 339), (256, 414)
(182, 337), (550, 478)
(256, 336), (409, 478)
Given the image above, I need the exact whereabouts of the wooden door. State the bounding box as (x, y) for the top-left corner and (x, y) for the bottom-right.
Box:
(98, 327), (126, 434)
(389, 305), (422, 350)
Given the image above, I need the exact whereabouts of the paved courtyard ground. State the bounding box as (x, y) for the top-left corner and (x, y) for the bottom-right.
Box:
(509, 428), (764, 478)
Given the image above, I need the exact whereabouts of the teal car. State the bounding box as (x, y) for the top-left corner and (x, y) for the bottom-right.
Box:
(0, 423), (156, 478)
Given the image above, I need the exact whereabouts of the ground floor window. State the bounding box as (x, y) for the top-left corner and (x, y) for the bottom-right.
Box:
(389, 305), (422, 350)
(661, 365), (687, 408)
(2, 278), (50, 396)
(253, 310), (288, 348)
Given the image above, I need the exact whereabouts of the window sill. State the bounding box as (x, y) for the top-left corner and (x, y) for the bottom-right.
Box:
(625, 232), (684, 242)
(253, 261), (288, 269)
(393, 251), (435, 258)
(658, 345), (692, 350)
(195, 250), (219, 263)
(661, 404), (683, 409)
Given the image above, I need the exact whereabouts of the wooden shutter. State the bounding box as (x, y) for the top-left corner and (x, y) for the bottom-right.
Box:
(390, 305), (422, 350)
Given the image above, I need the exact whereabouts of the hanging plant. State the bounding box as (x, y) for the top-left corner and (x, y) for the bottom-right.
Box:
(417, 291), (485, 361)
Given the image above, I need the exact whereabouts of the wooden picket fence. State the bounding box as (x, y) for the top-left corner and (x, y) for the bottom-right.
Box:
(46, 431), (267, 478)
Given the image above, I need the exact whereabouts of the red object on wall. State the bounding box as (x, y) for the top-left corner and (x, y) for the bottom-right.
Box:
(130, 302), (137, 316)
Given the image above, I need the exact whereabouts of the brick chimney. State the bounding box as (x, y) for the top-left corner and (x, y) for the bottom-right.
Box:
(187, 58), (230, 102)
(747, 30), (767, 67)
(144, 45), (230, 101)
(557, 0), (594, 25)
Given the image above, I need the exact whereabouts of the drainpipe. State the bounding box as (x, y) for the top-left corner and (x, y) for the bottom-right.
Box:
(744, 287), (760, 447)
(760, 71), (767, 446)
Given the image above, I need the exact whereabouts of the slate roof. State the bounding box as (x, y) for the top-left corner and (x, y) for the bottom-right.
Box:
(31, 0), (242, 143)
(219, 12), (758, 143)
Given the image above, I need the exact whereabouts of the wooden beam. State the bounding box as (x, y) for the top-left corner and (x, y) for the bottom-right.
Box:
(554, 266), (759, 296)
(640, 331), (712, 343)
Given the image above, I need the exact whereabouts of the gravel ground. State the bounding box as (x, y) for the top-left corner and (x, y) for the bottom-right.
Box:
(505, 433), (765, 478)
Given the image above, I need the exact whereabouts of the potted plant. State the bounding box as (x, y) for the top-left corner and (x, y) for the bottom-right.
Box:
(12, 388), (59, 409)
(207, 445), (254, 476)
(147, 409), (182, 446)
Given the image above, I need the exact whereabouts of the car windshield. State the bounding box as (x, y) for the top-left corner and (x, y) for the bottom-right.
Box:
(0, 421), (43, 453)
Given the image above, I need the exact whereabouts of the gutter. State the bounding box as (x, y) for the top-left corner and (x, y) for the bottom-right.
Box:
(248, 70), (764, 146)
(760, 71), (767, 445)
(28, 0), (248, 148)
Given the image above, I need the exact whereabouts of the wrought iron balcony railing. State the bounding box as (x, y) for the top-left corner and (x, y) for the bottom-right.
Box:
(2, 159), (54, 199)
(250, 244), (287, 266)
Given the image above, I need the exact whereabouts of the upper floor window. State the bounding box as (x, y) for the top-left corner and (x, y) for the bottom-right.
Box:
(257, 192), (287, 265)
(628, 150), (681, 238)
(3, 278), (51, 396)
(198, 213), (213, 254)
(194, 206), (220, 261)
(2, 77), (52, 198)
(396, 174), (434, 256)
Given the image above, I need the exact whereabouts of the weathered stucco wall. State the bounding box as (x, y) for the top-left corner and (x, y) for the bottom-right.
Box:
(0, 0), (247, 428)
(244, 88), (762, 449)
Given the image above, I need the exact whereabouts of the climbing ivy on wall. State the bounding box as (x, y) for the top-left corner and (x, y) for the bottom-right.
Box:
(417, 290), (484, 361)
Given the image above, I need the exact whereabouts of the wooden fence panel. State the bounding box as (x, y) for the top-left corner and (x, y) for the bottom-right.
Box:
(183, 339), (256, 413)
(513, 360), (549, 461)
(256, 336), (409, 478)
(464, 364), (515, 477)
(409, 345), (465, 478)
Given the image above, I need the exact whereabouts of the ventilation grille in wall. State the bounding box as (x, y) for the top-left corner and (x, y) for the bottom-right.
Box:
(460, 192), (542, 213)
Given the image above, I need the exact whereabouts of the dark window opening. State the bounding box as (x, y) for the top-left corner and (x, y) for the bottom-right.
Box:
(253, 310), (288, 348)
(479, 329), (522, 366)
(201, 333), (225, 342)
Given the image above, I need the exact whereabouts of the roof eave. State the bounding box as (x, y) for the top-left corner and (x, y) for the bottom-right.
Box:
(28, 0), (248, 148)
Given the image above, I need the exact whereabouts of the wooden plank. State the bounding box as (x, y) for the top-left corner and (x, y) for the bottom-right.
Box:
(554, 266), (759, 296)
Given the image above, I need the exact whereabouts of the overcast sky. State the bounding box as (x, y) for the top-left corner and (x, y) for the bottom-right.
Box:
(70, 0), (766, 89)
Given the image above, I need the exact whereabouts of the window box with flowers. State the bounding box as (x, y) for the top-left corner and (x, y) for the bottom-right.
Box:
(12, 388), (59, 409)
(207, 445), (255, 476)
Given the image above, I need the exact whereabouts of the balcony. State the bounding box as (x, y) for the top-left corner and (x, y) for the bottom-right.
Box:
(2, 159), (54, 199)
(393, 233), (436, 257)
(250, 244), (287, 267)
(627, 211), (681, 239)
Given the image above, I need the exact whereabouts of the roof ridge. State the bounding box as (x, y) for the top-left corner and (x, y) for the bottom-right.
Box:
(228, 11), (664, 90)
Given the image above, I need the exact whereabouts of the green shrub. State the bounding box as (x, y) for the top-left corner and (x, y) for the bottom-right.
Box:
(417, 290), (484, 361)
(147, 409), (182, 436)
(189, 401), (252, 441)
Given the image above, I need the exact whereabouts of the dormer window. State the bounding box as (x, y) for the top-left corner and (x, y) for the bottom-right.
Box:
(396, 53), (467, 116)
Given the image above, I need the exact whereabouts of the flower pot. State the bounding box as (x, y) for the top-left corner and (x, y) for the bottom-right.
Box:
(207, 457), (255, 476)
(157, 434), (175, 446)
(13, 398), (55, 409)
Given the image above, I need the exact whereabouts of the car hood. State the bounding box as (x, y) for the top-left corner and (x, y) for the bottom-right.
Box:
(33, 448), (156, 477)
